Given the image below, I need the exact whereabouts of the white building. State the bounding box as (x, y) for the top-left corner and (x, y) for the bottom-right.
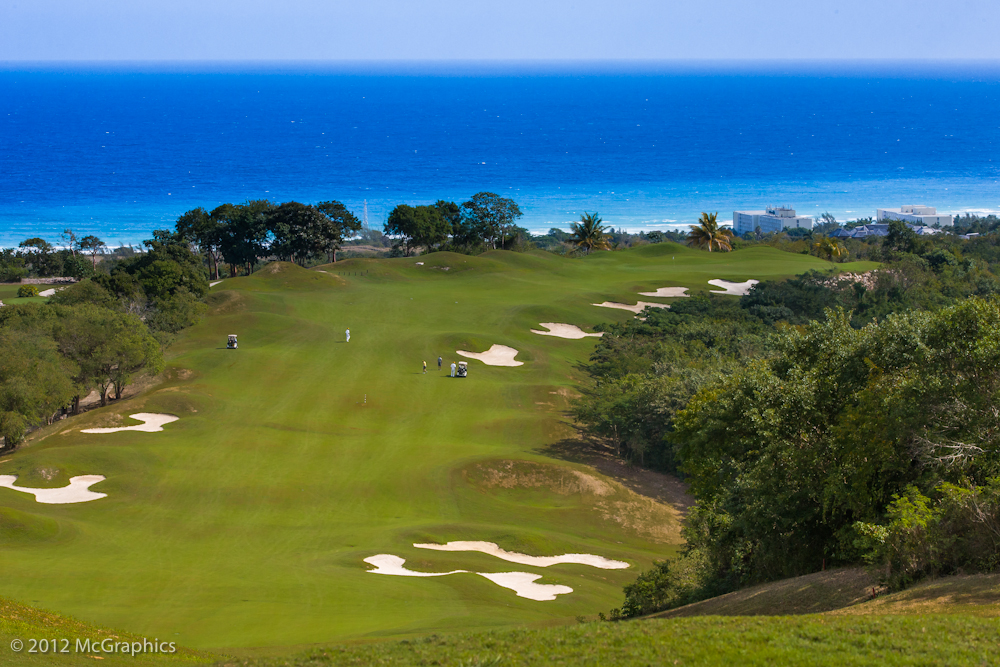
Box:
(877, 205), (953, 227)
(733, 207), (813, 235)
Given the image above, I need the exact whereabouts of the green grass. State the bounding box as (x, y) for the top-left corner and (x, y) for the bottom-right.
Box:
(0, 245), (875, 653)
(0, 283), (48, 304)
(0, 595), (210, 666)
(214, 615), (1000, 666)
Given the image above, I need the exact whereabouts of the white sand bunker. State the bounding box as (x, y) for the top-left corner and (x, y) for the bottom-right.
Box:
(708, 279), (759, 296)
(476, 572), (573, 601)
(81, 413), (179, 434)
(638, 287), (690, 298)
(592, 301), (671, 314)
(456, 345), (523, 367)
(209, 280), (224, 287)
(0, 475), (106, 504)
(364, 554), (465, 577)
(414, 541), (629, 569)
(530, 323), (604, 339)
(364, 554), (573, 601)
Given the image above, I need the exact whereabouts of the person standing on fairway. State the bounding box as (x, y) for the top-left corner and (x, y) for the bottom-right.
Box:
(437, 356), (442, 371)
(450, 362), (456, 377)
(345, 328), (350, 343)
(423, 360), (427, 374)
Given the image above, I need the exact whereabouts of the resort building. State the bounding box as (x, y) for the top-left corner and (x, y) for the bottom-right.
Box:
(733, 207), (813, 234)
(877, 205), (953, 227)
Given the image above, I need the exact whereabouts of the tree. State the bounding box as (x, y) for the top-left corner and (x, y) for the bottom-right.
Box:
(316, 200), (362, 262)
(176, 207), (224, 280)
(54, 306), (163, 407)
(214, 200), (273, 275)
(0, 328), (77, 447)
(267, 202), (330, 264)
(78, 235), (107, 269)
(686, 212), (733, 252)
(813, 235), (847, 263)
(61, 228), (79, 257)
(883, 219), (921, 256)
(460, 192), (523, 250)
(384, 204), (451, 256)
(568, 212), (610, 254)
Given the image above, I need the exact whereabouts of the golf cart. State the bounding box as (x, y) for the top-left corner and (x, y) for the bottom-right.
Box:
(456, 361), (468, 378)
(227, 334), (238, 349)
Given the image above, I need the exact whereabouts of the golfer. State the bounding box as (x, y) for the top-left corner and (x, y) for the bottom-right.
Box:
(345, 328), (350, 343)
(437, 356), (442, 370)
(450, 362), (456, 377)
(423, 360), (427, 374)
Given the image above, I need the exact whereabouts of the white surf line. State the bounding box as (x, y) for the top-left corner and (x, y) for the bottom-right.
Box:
(592, 301), (671, 314)
(81, 413), (179, 434)
(0, 475), (106, 504)
(708, 279), (759, 296)
(456, 345), (523, 367)
(637, 287), (690, 298)
(530, 323), (604, 339)
(414, 541), (630, 569)
(364, 554), (574, 601)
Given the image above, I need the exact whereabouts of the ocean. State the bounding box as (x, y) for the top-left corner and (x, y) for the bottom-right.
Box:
(1, 61), (999, 248)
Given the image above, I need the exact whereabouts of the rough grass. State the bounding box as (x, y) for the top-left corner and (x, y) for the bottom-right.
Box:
(213, 614), (1000, 667)
(0, 596), (211, 666)
(1, 245), (872, 651)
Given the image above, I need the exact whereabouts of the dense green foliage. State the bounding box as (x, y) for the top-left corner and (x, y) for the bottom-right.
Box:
(582, 229), (1000, 617)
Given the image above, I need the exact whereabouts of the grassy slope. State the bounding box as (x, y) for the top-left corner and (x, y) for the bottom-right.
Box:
(0, 245), (872, 653)
(218, 615), (999, 667)
(221, 572), (1000, 666)
(0, 596), (210, 666)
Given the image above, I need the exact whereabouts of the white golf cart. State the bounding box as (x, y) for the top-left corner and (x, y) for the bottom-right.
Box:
(456, 361), (468, 378)
(227, 334), (238, 349)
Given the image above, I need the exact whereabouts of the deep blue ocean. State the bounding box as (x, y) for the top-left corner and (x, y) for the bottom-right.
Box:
(2, 62), (999, 247)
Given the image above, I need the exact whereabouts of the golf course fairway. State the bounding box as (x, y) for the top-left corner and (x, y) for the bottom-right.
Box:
(0, 245), (877, 651)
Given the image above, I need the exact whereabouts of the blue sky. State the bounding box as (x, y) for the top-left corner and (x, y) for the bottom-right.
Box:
(1, 0), (998, 61)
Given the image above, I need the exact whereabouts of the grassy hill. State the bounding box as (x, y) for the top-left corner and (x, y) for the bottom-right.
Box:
(0, 595), (210, 666)
(0, 245), (876, 652)
(217, 572), (1000, 666)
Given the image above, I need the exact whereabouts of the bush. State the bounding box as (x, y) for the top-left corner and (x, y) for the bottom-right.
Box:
(16, 285), (39, 298)
(854, 480), (1000, 589)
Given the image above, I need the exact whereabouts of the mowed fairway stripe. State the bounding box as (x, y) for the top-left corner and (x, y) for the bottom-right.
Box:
(0, 246), (877, 649)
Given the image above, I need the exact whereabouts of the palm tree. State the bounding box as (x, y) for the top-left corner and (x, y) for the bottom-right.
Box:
(813, 235), (847, 263)
(687, 212), (733, 252)
(569, 212), (610, 254)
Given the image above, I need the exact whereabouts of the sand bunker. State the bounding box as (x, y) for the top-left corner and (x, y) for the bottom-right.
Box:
(530, 323), (604, 339)
(209, 280), (224, 287)
(39, 288), (57, 297)
(456, 345), (523, 367)
(364, 554), (574, 601)
(476, 572), (574, 601)
(592, 301), (671, 314)
(364, 554), (466, 577)
(0, 475), (106, 504)
(81, 413), (179, 434)
(708, 279), (759, 296)
(638, 287), (690, 298)
(415, 262), (424, 266)
(414, 541), (629, 569)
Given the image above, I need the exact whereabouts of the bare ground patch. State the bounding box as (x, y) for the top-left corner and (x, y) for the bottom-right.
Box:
(469, 459), (683, 544)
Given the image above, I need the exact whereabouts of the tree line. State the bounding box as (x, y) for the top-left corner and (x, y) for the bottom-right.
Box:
(0, 232), (211, 449)
(572, 229), (1000, 617)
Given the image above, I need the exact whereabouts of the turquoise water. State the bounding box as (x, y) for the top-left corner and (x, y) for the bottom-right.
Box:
(2, 62), (999, 246)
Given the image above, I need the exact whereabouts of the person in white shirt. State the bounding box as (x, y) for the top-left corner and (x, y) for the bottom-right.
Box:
(345, 328), (350, 342)
(450, 362), (456, 377)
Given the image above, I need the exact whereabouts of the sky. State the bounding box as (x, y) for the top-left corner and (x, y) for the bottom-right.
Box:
(1, 0), (999, 61)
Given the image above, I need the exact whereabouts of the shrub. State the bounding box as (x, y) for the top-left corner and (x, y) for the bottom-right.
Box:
(16, 285), (39, 298)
